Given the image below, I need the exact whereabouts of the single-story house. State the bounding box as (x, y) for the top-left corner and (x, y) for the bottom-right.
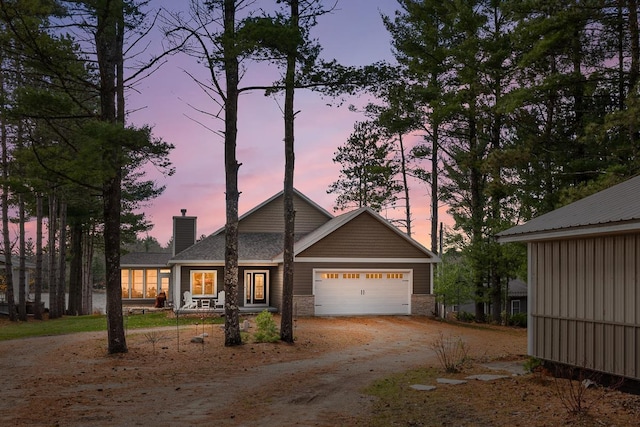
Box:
(121, 189), (440, 316)
(440, 278), (528, 318)
(497, 175), (640, 381)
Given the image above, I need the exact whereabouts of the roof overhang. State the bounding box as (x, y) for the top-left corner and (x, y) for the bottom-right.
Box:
(120, 264), (171, 268)
(497, 221), (640, 243)
(167, 260), (278, 267)
(289, 257), (439, 264)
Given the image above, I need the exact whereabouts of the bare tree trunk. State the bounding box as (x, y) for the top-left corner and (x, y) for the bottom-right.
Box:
(82, 224), (94, 314)
(627, 0), (639, 147)
(430, 124), (439, 254)
(398, 133), (411, 237)
(97, 0), (127, 353)
(1, 102), (16, 321)
(68, 221), (83, 315)
(490, 273), (502, 322)
(223, 0), (242, 346)
(628, 0), (639, 91)
(281, 0), (299, 344)
(34, 193), (43, 320)
(57, 199), (67, 314)
(18, 194), (26, 321)
(48, 192), (59, 319)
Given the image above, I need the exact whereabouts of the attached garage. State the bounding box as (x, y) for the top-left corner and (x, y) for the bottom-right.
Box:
(313, 269), (411, 315)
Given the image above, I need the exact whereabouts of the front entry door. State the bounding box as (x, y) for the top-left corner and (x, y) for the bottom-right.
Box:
(245, 271), (268, 305)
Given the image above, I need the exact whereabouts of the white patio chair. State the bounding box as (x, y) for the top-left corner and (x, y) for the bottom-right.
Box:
(183, 291), (198, 309)
(214, 291), (225, 309)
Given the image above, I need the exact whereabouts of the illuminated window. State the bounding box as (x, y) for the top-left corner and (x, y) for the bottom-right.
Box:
(121, 270), (130, 298)
(387, 273), (404, 279)
(146, 270), (158, 297)
(366, 273), (383, 279)
(191, 271), (216, 296)
(321, 273), (339, 279)
(120, 268), (165, 299)
(343, 273), (360, 279)
(132, 270), (144, 298)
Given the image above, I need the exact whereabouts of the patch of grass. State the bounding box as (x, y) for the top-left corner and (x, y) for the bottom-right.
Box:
(364, 368), (448, 426)
(0, 312), (223, 341)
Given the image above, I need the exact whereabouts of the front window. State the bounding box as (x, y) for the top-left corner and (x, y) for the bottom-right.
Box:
(120, 268), (164, 299)
(191, 271), (216, 296)
(146, 270), (158, 297)
(132, 270), (144, 298)
(121, 270), (130, 298)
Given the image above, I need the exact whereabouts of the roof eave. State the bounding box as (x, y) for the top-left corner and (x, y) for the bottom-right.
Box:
(498, 221), (640, 243)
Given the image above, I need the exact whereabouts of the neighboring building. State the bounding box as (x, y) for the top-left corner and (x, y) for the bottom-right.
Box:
(508, 278), (527, 315)
(121, 189), (440, 316)
(498, 175), (640, 381)
(439, 278), (528, 319)
(0, 257), (37, 315)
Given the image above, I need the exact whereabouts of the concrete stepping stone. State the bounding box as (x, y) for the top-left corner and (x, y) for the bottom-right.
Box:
(437, 378), (467, 385)
(410, 384), (436, 391)
(465, 374), (510, 381)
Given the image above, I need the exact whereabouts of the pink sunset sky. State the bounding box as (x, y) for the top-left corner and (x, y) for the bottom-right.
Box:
(125, 0), (451, 249)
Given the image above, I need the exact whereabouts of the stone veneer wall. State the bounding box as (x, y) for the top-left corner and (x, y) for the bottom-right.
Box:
(293, 295), (315, 316)
(412, 294), (436, 317)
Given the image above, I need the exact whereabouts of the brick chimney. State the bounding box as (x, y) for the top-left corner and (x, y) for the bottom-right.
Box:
(173, 209), (197, 256)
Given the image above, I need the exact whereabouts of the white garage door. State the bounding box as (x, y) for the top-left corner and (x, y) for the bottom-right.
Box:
(314, 271), (411, 316)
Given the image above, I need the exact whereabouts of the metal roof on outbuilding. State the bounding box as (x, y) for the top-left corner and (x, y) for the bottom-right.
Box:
(498, 174), (640, 242)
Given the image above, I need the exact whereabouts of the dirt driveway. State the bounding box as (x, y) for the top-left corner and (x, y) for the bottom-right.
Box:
(0, 316), (526, 426)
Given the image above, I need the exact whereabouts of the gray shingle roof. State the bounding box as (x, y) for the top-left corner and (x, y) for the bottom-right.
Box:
(508, 278), (527, 297)
(498, 174), (640, 241)
(120, 252), (172, 267)
(170, 233), (289, 262)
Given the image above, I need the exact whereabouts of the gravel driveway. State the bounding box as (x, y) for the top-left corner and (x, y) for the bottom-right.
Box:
(0, 316), (526, 426)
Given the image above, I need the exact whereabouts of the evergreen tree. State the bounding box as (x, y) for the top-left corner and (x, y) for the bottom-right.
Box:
(328, 120), (402, 213)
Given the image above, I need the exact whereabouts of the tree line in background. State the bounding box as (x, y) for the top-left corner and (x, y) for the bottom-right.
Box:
(0, 0), (174, 354)
(329, 0), (640, 322)
(3, 0), (640, 351)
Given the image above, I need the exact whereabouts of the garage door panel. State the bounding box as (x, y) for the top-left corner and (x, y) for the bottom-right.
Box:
(314, 271), (410, 316)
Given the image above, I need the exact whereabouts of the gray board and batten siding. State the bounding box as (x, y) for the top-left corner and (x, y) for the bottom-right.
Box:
(498, 175), (640, 381)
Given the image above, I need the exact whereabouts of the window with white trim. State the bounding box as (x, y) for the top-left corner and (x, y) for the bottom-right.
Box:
(321, 273), (339, 279)
(366, 273), (383, 279)
(343, 273), (360, 279)
(387, 273), (404, 279)
(511, 299), (521, 315)
(191, 271), (216, 296)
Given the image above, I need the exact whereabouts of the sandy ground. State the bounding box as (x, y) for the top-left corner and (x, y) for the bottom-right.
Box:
(0, 316), (530, 426)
